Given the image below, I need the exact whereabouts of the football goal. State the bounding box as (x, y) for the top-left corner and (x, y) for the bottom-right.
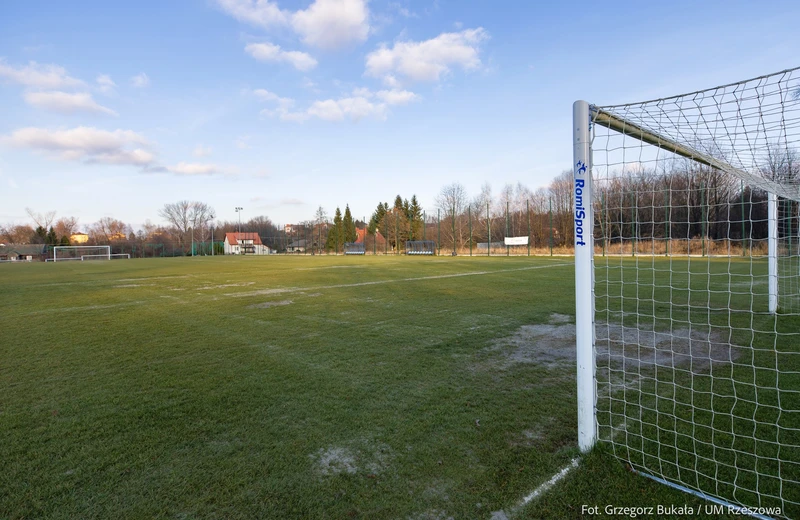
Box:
(406, 241), (436, 255)
(53, 245), (111, 262)
(574, 67), (800, 518)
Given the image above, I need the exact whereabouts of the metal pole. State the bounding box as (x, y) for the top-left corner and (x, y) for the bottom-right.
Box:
(487, 202), (490, 257)
(573, 100), (596, 453)
(437, 209), (441, 256)
(769, 191), (778, 314)
(741, 181), (746, 256)
(469, 206), (473, 256)
(452, 205), (456, 255)
(632, 192), (637, 257)
(665, 187), (670, 256)
(506, 201), (509, 256)
(395, 214), (399, 255)
(549, 197), (553, 257)
(527, 199), (531, 257)
(700, 182), (706, 257)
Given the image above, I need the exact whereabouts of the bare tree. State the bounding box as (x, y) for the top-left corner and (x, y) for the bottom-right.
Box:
(26, 208), (56, 230)
(54, 217), (79, 240)
(0, 224), (35, 244)
(89, 217), (130, 243)
(436, 182), (469, 250)
(158, 201), (215, 248)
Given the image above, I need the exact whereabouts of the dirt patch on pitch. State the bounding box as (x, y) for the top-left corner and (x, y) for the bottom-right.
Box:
(248, 300), (293, 309)
(311, 440), (393, 478)
(486, 313), (744, 373)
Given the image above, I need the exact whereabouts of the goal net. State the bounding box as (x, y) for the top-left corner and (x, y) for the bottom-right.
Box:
(406, 241), (436, 255)
(575, 67), (800, 517)
(53, 245), (111, 262)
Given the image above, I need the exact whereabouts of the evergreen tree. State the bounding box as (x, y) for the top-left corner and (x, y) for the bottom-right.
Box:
(46, 226), (58, 245)
(368, 202), (387, 235)
(409, 195), (423, 240)
(326, 207), (343, 253)
(32, 226), (46, 244)
(59, 235), (71, 246)
(343, 205), (357, 243)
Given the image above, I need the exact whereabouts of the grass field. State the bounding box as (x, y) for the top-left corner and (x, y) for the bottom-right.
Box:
(0, 255), (780, 519)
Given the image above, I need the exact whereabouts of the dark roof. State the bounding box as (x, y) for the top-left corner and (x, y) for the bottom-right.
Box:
(0, 244), (46, 255)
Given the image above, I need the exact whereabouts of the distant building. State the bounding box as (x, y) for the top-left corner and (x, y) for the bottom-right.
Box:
(70, 232), (89, 244)
(0, 244), (46, 262)
(224, 232), (273, 255)
(287, 239), (307, 253)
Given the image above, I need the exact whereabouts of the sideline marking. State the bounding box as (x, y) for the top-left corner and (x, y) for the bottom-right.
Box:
(227, 262), (572, 298)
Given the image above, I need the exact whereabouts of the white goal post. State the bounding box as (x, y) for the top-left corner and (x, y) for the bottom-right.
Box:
(575, 67), (800, 518)
(53, 245), (111, 262)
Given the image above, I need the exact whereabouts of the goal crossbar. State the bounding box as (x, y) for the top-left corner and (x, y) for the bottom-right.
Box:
(592, 107), (800, 201)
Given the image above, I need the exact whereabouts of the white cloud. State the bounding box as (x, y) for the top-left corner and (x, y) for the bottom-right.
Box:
(235, 135), (251, 149)
(365, 28), (488, 84)
(168, 162), (222, 176)
(23, 91), (118, 116)
(291, 0), (370, 50)
(193, 145), (213, 157)
(375, 89), (417, 105)
(253, 88), (295, 109)
(0, 59), (84, 89)
(257, 87), (415, 123)
(216, 0), (288, 28)
(5, 126), (153, 166)
(217, 0), (369, 51)
(96, 74), (116, 94)
(131, 73), (150, 88)
(245, 43), (317, 71)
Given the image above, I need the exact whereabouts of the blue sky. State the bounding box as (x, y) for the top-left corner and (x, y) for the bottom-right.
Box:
(1, 0), (799, 230)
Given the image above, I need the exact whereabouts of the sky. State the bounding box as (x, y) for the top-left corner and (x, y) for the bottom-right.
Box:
(1, 0), (799, 231)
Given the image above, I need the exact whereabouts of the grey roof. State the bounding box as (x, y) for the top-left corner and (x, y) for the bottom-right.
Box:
(0, 244), (46, 256)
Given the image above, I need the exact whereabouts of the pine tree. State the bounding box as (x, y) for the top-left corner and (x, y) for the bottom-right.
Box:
(409, 195), (423, 240)
(325, 207), (343, 252)
(334, 207), (344, 252)
(46, 226), (58, 245)
(343, 205), (357, 243)
(369, 202), (387, 235)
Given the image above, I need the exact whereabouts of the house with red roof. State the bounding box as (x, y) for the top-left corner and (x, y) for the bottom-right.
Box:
(224, 232), (274, 255)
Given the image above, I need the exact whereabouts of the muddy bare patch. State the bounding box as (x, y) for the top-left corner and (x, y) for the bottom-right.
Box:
(484, 313), (744, 374)
(311, 440), (392, 478)
(248, 300), (292, 309)
(597, 322), (746, 375)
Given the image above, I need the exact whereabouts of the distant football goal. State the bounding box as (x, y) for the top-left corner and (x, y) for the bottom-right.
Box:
(52, 246), (111, 262)
(574, 67), (800, 518)
(405, 241), (436, 255)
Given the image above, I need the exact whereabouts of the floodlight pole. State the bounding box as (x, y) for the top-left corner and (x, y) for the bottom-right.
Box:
(506, 201), (509, 256)
(487, 202), (490, 257)
(573, 100), (596, 453)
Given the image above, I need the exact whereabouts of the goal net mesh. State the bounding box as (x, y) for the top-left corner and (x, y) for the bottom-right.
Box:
(53, 246), (111, 261)
(590, 68), (800, 517)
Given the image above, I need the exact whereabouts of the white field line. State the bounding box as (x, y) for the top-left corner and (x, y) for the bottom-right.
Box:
(227, 262), (572, 298)
(491, 458), (580, 519)
(7, 300), (146, 318)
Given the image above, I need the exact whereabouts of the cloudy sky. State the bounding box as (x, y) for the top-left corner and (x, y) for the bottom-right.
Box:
(1, 0), (799, 229)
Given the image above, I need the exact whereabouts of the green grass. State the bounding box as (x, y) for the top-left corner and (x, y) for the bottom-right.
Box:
(0, 255), (792, 519)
